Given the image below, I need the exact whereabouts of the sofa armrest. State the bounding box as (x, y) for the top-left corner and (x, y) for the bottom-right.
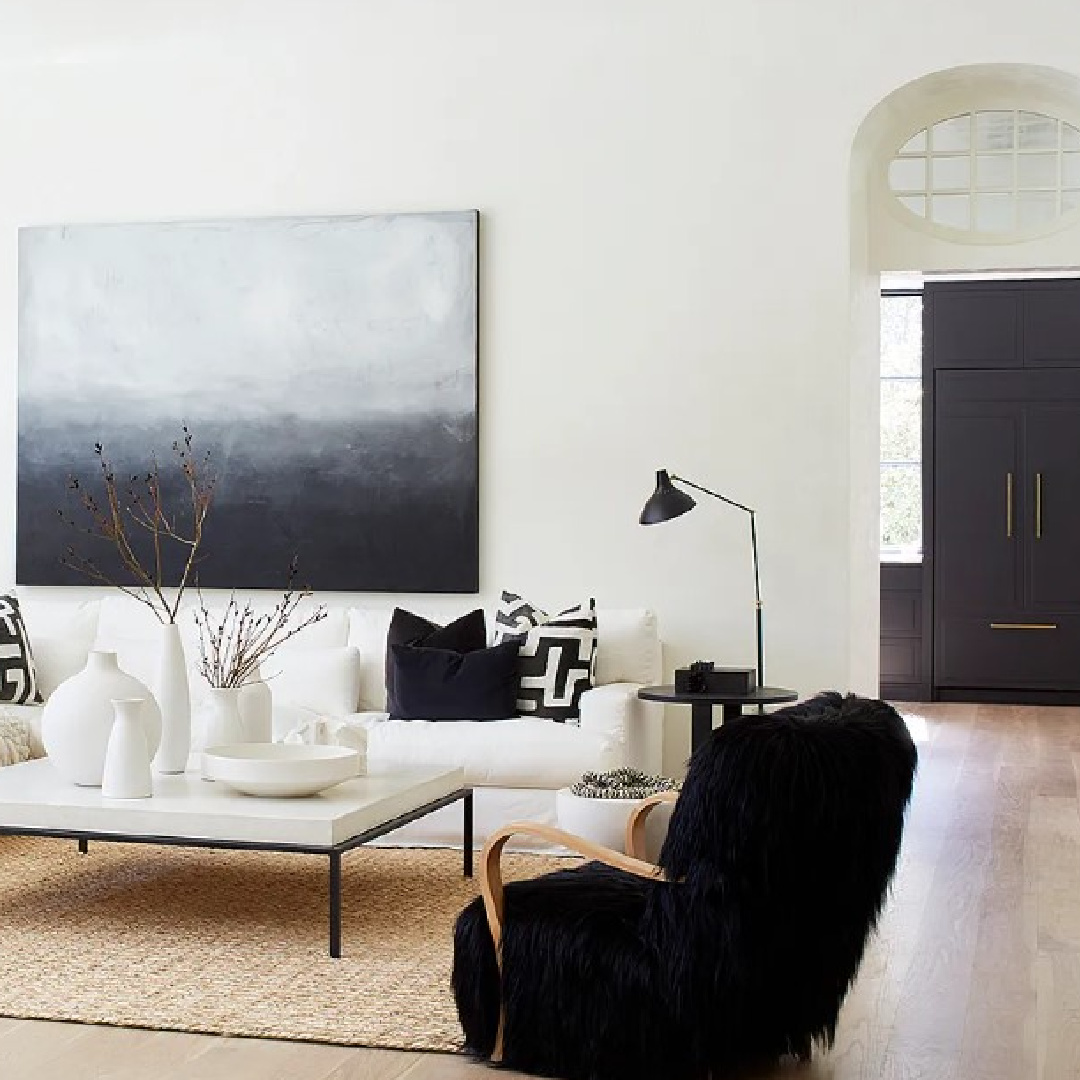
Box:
(578, 682), (664, 775)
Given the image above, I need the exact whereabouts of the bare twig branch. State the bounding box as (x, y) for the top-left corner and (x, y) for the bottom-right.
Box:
(193, 567), (328, 689)
(60, 429), (216, 624)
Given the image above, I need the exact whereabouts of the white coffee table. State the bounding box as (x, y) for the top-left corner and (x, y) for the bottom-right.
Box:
(0, 759), (472, 957)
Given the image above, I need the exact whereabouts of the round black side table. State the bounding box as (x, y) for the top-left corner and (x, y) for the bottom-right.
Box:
(637, 685), (798, 756)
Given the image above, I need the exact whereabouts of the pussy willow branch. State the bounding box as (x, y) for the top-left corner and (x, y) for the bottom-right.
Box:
(194, 575), (328, 689)
(60, 427), (215, 624)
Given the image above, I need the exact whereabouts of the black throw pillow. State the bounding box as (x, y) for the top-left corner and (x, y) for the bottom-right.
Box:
(387, 640), (520, 722)
(385, 607), (487, 710)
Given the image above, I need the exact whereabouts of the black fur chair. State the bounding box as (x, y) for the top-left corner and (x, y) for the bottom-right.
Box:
(452, 692), (917, 1080)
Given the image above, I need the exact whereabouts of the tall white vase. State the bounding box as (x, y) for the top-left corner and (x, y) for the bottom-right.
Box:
(239, 679), (273, 743)
(42, 651), (162, 787)
(102, 698), (153, 799)
(154, 622), (191, 774)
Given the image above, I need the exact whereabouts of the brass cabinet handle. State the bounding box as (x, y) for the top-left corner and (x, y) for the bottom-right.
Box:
(989, 622), (1058, 630)
(1006, 472), (1014, 539)
(1035, 472), (1043, 540)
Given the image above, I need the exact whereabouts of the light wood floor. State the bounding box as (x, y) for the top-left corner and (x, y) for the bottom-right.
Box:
(1, 702), (1077, 1080)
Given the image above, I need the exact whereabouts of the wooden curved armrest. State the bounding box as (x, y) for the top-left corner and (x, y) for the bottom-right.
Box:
(478, 822), (668, 1062)
(481, 822), (663, 953)
(480, 822), (665, 1062)
(625, 790), (679, 860)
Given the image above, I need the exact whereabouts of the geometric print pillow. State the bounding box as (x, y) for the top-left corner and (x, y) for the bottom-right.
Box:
(0, 595), (43, 705)
(493, 591), (597, 723)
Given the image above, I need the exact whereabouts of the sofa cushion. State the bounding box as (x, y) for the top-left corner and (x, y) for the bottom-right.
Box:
(385, 607), (487, 708)
(0, 595), (43, 705)
(362, 714), (623, 788)
(388, 640), (519, 721)
(95, 595), (350, 712)
(493, 591), (598, 722)
(348, 608), (396, 710)
(594, 609), (662, 686)
(260, 646), (363, 719)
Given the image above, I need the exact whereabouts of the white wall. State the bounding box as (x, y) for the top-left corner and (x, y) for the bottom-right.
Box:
(4, 1), (1080, 771)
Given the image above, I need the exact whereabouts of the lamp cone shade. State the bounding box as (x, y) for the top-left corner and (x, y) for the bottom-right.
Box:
(639, 469), (696, 525)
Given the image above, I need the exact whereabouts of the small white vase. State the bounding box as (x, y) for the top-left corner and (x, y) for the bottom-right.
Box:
(102, 698), (153, 799)
(239, 679), (273, 743)
(202, 686), (247, 781)
(42, 652), (162, 787)
(205, 686), (246, 748)
(154, 622), (191, 774)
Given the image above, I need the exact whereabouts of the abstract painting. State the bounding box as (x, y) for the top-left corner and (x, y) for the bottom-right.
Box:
(17, 211), (479, 592)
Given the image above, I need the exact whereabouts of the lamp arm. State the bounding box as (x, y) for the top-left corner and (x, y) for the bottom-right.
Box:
(751, 510), (763, 687)
(671, 473), (764, 686)
(670, 474), (755, 516)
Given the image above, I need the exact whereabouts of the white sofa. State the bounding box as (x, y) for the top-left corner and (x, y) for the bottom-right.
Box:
(7, 593), (664, 848)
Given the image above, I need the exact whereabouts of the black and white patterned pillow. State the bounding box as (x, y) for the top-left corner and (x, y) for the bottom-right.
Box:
(494, 591), (597, 722)
(0, 595), (43, 705)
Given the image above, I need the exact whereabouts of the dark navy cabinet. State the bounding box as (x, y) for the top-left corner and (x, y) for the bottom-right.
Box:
(926, 281), (1080, 701)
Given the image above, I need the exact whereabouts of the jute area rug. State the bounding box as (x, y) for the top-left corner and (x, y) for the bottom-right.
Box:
(0, 835), (570, 1050)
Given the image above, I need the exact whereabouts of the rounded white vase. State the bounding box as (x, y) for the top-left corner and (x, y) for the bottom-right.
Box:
(154, 621), (191, 774)
(42, 651), (162, 787)
(555, 788), (674, 860)
(102, 698), (153, 799)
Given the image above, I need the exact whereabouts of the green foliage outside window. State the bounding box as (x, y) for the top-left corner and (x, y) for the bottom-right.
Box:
(880, 294), (922, 554)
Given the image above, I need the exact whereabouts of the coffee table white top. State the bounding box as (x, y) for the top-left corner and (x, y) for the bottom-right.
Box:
(0, 759), (466, 848)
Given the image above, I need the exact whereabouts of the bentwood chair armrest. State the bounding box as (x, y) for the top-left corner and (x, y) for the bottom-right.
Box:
(480, 822), (664, 955)
(479, 821), (667, 1062)
(625, 790), (680, 860)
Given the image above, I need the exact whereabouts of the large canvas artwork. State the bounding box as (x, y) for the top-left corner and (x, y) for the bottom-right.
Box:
(17, 211), (479, 592)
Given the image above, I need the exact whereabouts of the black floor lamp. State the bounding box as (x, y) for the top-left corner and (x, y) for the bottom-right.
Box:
(639, 469), (764, 688)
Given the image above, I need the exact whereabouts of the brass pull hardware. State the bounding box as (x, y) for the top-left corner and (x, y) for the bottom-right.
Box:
(1006, 472), (1014, 539)
(1035, 472), (1043, 540)
(989, 622), (1058, 630)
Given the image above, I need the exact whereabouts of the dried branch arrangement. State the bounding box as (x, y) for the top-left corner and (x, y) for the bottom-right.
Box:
(59, 427), (214, 624)
(193, 562), (328, 689)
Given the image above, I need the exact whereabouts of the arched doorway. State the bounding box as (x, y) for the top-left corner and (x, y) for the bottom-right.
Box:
(849, 64), (1080, 700)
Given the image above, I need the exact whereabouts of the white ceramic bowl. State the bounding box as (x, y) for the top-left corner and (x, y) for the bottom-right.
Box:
(202, 744), (361, 797)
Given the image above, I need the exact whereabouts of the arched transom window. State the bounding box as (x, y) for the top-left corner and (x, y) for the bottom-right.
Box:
(888, 110), (1080, 234)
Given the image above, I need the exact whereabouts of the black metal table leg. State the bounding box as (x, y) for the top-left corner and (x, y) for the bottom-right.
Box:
(77, 838), (88, 854)
(329, 851), (342, 959)
(690, 702), (715, 755)
(463, 790), (473, 878)
(722, 703), (746, 725)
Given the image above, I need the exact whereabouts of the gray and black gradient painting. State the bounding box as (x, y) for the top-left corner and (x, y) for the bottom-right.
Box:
(17, 211), (479, 592)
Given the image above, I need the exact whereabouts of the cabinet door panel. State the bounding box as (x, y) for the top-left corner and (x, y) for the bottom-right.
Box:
(930, 290), (1019, 368)
(1024, 287), (1080, 366)
(934, 408), (1021, 616)
(1024, 404), (1080, 608)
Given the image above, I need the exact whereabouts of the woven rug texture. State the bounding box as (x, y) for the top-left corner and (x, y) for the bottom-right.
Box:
(0, 835), (569, 1050)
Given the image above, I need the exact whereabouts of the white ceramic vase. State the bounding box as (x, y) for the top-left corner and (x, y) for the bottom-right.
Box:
(102, 698), (153, 799)
(238, 679), (273, 743)
(154, 622), (191, 774)
(42, 651), (162, 787)
(205, 686), (246, 748)
(202, 686), (247, 781)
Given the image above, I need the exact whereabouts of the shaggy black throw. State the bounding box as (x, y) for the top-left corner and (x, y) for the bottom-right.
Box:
(452, 692), (917, 1080)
